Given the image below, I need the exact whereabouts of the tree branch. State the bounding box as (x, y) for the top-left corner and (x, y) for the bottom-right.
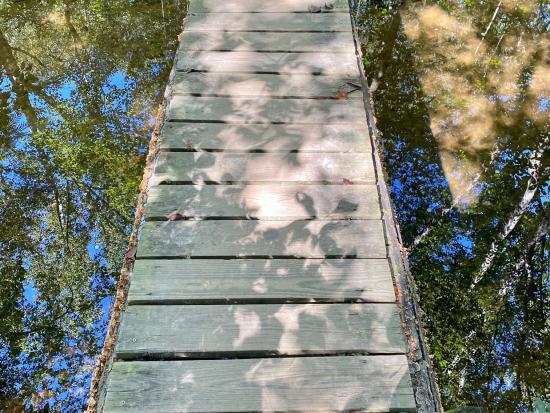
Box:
(470, 137), (547, 289)
(475, 0), (502, 55)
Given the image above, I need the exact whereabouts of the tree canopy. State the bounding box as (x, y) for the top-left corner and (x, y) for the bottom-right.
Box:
(356, 0), (549, 411)
(0, 0), (185, 410)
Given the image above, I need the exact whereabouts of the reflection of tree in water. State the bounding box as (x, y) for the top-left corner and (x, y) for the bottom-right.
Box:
(356, 0), (548, 411)
(0, 1), (185, 410)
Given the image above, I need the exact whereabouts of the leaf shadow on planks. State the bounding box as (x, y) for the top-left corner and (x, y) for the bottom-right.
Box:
(102, 12), (416, 411)
(104, 356), (416, 412)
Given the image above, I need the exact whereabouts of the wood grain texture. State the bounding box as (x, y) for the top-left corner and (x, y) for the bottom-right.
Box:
(116, 303), (406, 359)
(172, 72), (362, 98)
(179, 31), (356, 52)
(136, 219), (387, 258)
(159, 123), (371, 152)
(185, 12), (353, 32)
(145, 184), (381, 219)
(176, 51), (359, 76)
(128, 258), (396, 304)
(101, 0), (416, 409)
(103, 356), (416, 412)
(189, 0), (349, 13)
(152, 152), (376, 185)
(167, 96), (367, 124)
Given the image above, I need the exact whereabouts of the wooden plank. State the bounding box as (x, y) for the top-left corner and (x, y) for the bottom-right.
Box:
(128, 258), (396, 304)
(189, 0), (349, 13)
(168, 96), (367, 124)
(145, 184), (381, 220)
(172, 72), (363, 98)
(136, 219), (387, 258)
(179, 31), (356, 52)
(103, 356), (416, 412)
(176, 51), (359, 76)
(152, 152), (376, 185)
(160, 123), (371, 152)
(185, 12), (352, 32)
(116, 303), (406, 359)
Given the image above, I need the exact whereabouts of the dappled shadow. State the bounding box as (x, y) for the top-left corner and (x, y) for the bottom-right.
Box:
(144, 183), (378, 220)
(160, 122), (369, 152)
(128, 257), (395, 304)
(115, 302), (405, 357)
(104, 355), (415, 411)
(101, 7), (418, 413)
(357, 0), (549, 410)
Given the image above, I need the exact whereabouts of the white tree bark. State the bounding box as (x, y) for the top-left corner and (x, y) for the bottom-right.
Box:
(470, 137), (547, 290)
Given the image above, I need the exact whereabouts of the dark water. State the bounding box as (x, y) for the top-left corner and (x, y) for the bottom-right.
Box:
(355, 0), (549, 412)
(0, 1), (185, 410)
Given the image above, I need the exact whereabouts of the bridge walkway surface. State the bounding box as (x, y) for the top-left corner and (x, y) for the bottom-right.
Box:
(102, 0), (417, 411)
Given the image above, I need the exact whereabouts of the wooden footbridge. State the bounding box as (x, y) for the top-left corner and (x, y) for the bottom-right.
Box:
(100, 0), (424, 411)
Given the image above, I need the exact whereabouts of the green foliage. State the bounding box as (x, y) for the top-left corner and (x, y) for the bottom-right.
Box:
(0, 0), (185, 410)
(356, 0), (549, 412)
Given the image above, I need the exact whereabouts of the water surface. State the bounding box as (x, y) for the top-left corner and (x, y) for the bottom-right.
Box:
(355, 0), (548, 411)
(0, 1), (185, 410)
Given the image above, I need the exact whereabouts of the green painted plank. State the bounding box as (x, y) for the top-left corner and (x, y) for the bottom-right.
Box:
(172, 72), (362, 98)
(116, 303), (406, 359)
(179, 31), (356, 52)
(152, 152), (376, 184)
(136, 219), (387, 258)
(167, 96), (367, 124)
(103, 356), (416, 412)
(189, 0), (349, 13)
(128, 258), (396, 304)
(159, 123), (371, 152)
(185, 12), (353, 32)
(145, 184), (381, 219)
(176, 51), (359, 75)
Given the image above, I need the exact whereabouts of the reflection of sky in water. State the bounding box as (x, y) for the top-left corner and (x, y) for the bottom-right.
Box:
(0, 1), (185, 410)
(357, 0), (549, 411)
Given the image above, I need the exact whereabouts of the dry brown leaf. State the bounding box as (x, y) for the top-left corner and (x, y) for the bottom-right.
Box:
(335, 89), (349, 100)
(166, 211), (188, 221)
(124, 246), (137, 262)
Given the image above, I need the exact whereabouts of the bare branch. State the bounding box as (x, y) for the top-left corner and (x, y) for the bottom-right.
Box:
(475, 0), (502, 55)
(470, 137), (547, 289)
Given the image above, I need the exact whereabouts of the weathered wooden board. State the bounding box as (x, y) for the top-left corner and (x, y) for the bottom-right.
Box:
(185, 12), (352, 32)
(179, 31), (356, 52)
(137, 219), (387, 258)
(172, 72), (362, 98)
(160, 123), (371, 152)
(128, 258), (396, 304)
(189, 0), (349, 13)
(177, 51), (359, 75)
(145, 184), (381, 219)
(103, 356), (416, 412)
(116, 303), (406, 359)
(168, 96), (367, 124)
(152, 152), (376, 184)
